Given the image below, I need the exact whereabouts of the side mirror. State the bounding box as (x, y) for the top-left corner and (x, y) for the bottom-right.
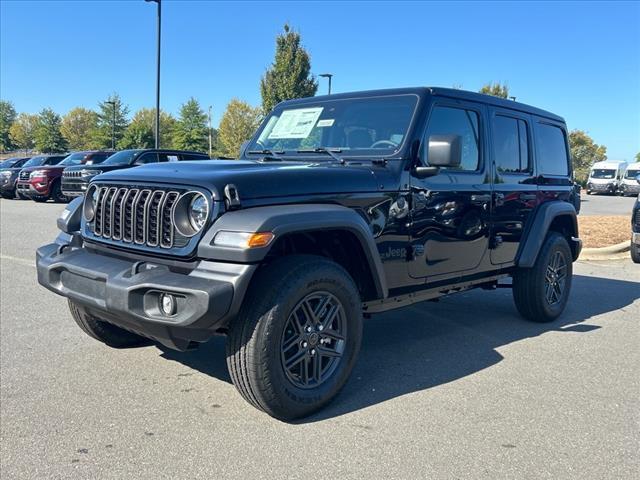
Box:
(636, 174), (640, 185)
(427, 134), (462, 168)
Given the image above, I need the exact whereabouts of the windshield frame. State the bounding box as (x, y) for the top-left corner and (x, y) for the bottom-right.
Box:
(245, 93), (421, 160)
(100, 150), (142, 166)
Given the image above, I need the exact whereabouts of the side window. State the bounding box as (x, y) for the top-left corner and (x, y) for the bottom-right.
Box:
(424, 106), (480, 171)
(135, 153), (158, 165)
(493, 116), (529, 173)
(535, 123), (569, 176)
(158, 153), (180, 162)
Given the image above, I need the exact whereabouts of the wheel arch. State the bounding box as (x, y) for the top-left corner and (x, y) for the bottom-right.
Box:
(198, 204), (388, 300)
(517, 201), (580, 267)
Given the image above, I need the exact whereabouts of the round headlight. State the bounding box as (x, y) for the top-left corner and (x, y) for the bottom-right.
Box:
(189, 194), (208, 231)
(173, 192), (209, 237)
(83, 185), (98, 221)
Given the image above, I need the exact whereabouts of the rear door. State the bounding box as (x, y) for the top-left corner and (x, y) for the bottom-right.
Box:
(408, 99), (492, 282)
(489, 109), (538, 265)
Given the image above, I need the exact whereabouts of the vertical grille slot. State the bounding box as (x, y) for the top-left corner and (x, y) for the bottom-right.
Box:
(134, 190), (152, 244)
(160, 192), (179, 248)
(101, 187), (117, 238)
(122, 189), (139, 242)
(93, 187), (107, 236)
(111, 188), (127, 240)
(145, 191), (165, 247)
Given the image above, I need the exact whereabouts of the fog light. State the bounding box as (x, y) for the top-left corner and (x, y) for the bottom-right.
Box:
(159, 293), (176, 316)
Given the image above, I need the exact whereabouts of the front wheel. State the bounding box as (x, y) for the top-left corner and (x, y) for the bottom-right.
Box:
(226, 255), (362, 420)
(51, 180), (67, 203)
(512, 232), (573, 322)
(631, 242), (640, 264)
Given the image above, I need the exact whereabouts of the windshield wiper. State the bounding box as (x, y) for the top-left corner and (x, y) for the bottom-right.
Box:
(296, 147), (345, 164)
(247, 149), (285, 161)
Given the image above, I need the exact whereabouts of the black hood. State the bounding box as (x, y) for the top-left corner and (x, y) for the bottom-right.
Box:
(94, 160), (381, 200)
(64, 164), (130, 174)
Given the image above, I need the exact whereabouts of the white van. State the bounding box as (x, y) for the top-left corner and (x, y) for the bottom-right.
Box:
(586, 160), (628, 195)
(618, 162), (640, 196)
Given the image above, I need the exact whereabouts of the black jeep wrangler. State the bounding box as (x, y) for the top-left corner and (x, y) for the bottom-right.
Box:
(37, 88), (581, 420)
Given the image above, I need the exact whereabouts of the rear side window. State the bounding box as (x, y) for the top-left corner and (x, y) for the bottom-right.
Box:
(424, 106), (480, 171)
(182, 153), (208, 160)
(493, 116), (529, 173)
(135, 153), (158, 165)
(535, 123), (569, 176)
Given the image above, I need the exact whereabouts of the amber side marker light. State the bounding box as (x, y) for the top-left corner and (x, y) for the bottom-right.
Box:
(213, 231), (275, 249)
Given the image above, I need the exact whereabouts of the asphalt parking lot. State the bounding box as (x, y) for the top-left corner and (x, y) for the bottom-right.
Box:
(580, 192), (637, 216)
(1, 199), (639, 480)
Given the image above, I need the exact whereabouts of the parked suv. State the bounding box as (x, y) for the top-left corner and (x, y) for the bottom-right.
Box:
(15, 154), (68, 199)
(631, 181), (640, 263)
(17, 151), (113, 202)
(37, 88), (581, 420)
(61, 149), (210, 197)
(0, 157), (31, 199)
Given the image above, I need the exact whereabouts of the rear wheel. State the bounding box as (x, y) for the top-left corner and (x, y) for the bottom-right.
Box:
(631, 243), (640, 264)
(226, 255), (362, 420)
(68, 300), (151, 348)
(513, 232), (573, 322)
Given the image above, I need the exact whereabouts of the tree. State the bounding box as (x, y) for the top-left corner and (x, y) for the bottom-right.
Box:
(635, 152), (639, 162)
(9, 113), (38, 153)
(61, 107), (99, 150)
(34, 108), (68, 153)
(119, 108), (177, 149)
(479, 82), (510, 99)
(93, 94), (129, 148)
(218, 99), (262, 157)
(260, 24), (318, 113)
(172, 98), (208, 152)
(569, 129), (607, 183)
(0, 100), (17, 152)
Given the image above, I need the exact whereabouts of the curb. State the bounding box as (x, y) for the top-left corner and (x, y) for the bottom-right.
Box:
(579, 240), (630, 261)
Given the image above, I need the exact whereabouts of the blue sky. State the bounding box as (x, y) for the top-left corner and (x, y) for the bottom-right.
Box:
(1, 0), (639, 160)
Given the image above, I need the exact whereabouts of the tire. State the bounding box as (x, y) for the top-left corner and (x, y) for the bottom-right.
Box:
(68, 300), (151, 348)
(631, 243), (640, 264)
(512, 232), (573, 322)
(51, 180), (67, 203)
(226, 255), (363, 420)
(32, 197), (47, 203)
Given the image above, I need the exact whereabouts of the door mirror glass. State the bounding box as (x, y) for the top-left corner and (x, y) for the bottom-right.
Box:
(427, 134), (462, 168)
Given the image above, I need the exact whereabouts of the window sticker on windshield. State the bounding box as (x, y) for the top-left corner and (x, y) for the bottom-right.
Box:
(267, 107), (324, 139)
(316, 119), (335, 128)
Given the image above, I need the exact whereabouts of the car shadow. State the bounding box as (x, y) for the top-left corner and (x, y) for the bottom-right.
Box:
(158, 273), (639, 422)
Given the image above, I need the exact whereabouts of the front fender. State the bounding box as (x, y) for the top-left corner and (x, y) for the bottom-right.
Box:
(198, 204), (388, 299)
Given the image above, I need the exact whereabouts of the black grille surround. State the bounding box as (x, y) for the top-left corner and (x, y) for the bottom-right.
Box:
(633, 207), (640, 232)
(19, 171), (31, 181)
(82, 182), (217, 257)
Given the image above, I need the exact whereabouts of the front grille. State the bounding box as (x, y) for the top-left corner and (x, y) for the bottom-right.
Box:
(19, 171), (30, 181)
(634, 208), (640, 229)
(89, 185), (186, 249)
(63, 170), (82, 179)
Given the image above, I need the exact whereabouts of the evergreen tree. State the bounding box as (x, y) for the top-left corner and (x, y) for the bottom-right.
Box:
(260, 24), (318, 113)
(34, 108), (68, 153)
(9, 113), (38, 153)
(0, 100), (17, 152)
(218, 99), (262, 157)
(93, 94), (129, 148)
(173, 98), (208, 152)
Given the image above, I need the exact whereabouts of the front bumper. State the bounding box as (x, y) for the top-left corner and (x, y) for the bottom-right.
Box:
(16, 181), (48, 197)
(61, 178), (89, 197)
(36, 241), (255, 350)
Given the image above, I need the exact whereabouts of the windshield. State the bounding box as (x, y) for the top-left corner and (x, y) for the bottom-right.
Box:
(248, 94), (419, 158)
(1, 158), (23, 168)
(101, 150), (141, 166)
(624, 169), (639, 179)
(60, 152), (89, 166)
(22, 156), (48, 168)
(590, 168), (616, 179)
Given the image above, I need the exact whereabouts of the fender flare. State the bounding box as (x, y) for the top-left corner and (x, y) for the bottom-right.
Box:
(517, 201), (579, 268)
(198, 204), (388, 299)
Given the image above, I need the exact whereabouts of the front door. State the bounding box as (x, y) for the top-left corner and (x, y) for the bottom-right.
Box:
(489, 109), (539, 265)
(409, 100), (492, 282)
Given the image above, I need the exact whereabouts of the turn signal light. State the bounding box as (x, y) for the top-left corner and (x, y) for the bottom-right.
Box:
(247, 232), (274, 248)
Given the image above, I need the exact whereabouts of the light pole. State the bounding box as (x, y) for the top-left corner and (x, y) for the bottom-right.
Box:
(208, 105), (213, 158)
(145, 0), (161, 148)
(319, 73), (333, 95)
(105, 101), (116, 149)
